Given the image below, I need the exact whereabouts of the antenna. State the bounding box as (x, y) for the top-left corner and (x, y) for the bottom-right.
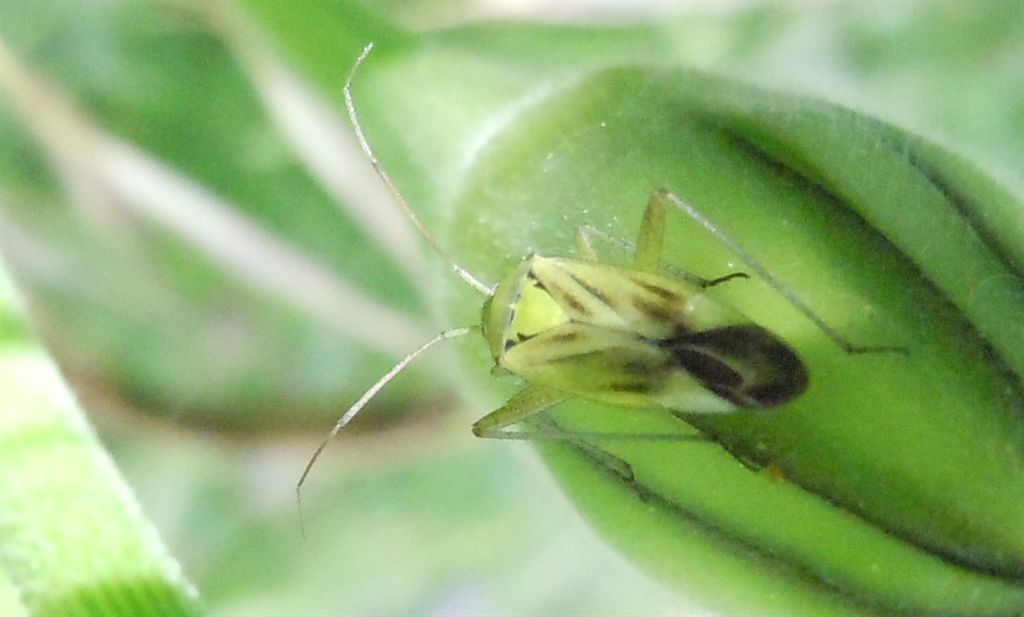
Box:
(344, 43), (494, 296)
(297, 325), (477, 536)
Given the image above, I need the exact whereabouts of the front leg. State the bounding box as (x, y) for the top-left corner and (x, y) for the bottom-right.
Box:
(473, 386), (714, 480)
(472, 386), (568, 438)
(474, 387), (714, 444)
(473, 387), (638, 483)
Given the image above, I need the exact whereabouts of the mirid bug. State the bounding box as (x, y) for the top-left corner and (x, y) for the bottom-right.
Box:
(297, 44), (904, 508)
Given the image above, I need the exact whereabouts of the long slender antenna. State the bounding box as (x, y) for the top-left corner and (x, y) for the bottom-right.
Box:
(659, 189), (907, 355)
(345, 43), (494, 296)
(297, 325), (477, 536)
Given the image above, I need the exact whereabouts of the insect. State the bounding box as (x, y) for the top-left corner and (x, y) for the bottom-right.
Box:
(298, 44), (903, 508)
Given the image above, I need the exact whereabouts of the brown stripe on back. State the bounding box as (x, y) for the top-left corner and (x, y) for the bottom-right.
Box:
(541, 348), (608, 364)
(632, 297), (676, 323)
(638, 281), (681, 302)
(549, 331), (580, 343)
(545, 281), (589, 315)
(566, 271), (614, 307)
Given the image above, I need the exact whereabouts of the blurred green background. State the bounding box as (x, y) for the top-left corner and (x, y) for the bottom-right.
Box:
(1, 1), (1021, 615)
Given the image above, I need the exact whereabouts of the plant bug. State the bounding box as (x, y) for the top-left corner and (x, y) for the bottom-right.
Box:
(297, 44), (905, 513)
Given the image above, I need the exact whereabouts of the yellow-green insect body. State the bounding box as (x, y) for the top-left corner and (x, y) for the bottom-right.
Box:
(481, 242), (808, 420)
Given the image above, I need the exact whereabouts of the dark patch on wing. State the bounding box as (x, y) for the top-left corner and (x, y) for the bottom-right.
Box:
(661, 325), (807, 408)
(672, 348), (743, 388)
(747, 382), (794, 406)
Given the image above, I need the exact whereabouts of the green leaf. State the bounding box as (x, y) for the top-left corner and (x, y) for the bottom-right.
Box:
(0, 264), (203, 617)
(447, 66), (1024, 616)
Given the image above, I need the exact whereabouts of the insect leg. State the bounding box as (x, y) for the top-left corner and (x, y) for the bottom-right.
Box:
(474, 387), (713, 444)
(575, 227), (600, 262)
(479, 400), (715, 488)
(576, 224), (637, 265)
(472, 387), (637, 481)
(579, 223), (746, 287)
(472, 386), (569, 438)
(532, 414), (640, 484)
(655, 189), (907, 355)
(633, 191), (668, 273)
(640, 191), (752, 284)
(481, 426), (714, 443)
